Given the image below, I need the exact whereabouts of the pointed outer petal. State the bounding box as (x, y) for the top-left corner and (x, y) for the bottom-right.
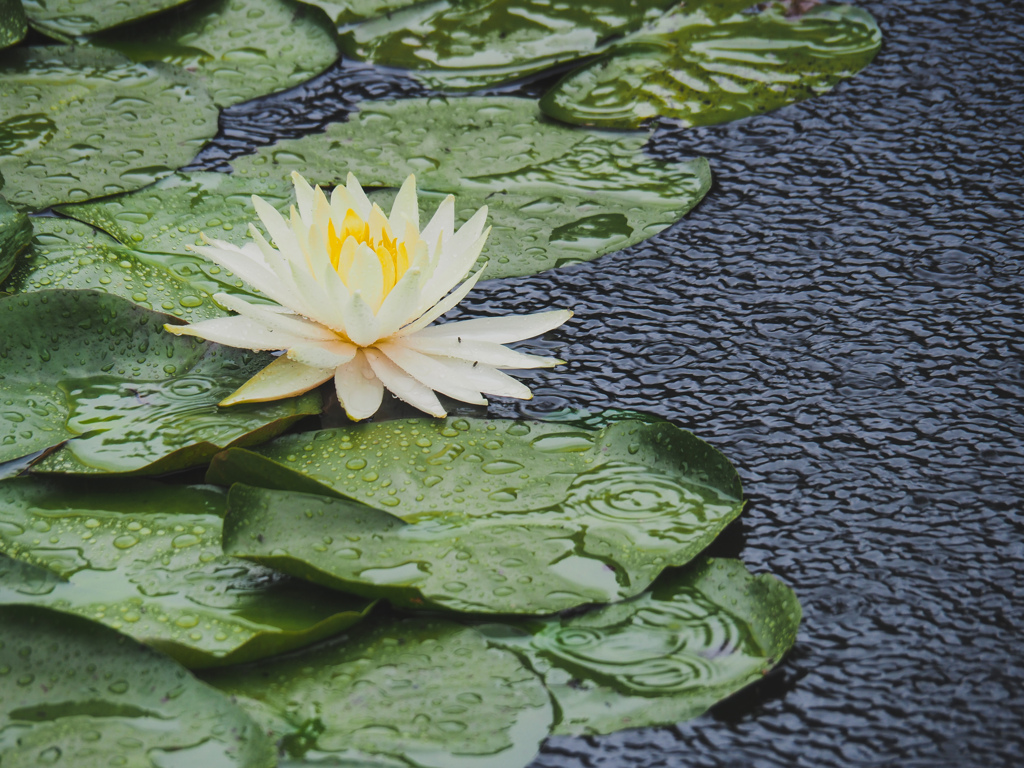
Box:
(308, 189), (336, 276)
(396, 334), (564, 369)
(163, 317), (307, 351)
(291, 171), (316, 224)
(282, 260), (348, 331)
(400, 264), (487, 336)
(367, 203), (392, 244)
(213, 293), (339, 341)
(374, 267), (425, 339)
(334, 350), (384, 421)
(221, 356), (333, 406)
(437, 358), (534, 400)
(316, 259), (356, 335)
(247, 224), (308, 299)
(376, 342), (486, 406)
(251, 195), (303, 263)
(348, 242), (385, 312)
(345, 292), (380, 347)
(190, 242), (301, 311)
(346, 173), (372, 219)
(364, 348), (448, 417)
(329, 183), (356, 223)
(289, 206), (315, 272)
(389, 174), (419, 232)
(419, 194), (455, 254)
(414, 309), (574, 344)
(415, 226), (490, 316)
(285, 340), (357, 369)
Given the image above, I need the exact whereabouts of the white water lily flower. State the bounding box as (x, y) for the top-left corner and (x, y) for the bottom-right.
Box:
(164, 171), (572, 420)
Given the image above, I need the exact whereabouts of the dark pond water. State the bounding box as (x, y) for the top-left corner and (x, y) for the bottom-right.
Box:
(194, 0), (1024, 764)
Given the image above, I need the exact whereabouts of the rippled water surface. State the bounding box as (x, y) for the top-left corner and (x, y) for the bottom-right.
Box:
(192, 0), (1024, 764)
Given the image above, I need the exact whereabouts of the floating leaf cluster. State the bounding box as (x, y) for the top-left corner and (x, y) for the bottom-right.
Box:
(0, 0), (887, 762)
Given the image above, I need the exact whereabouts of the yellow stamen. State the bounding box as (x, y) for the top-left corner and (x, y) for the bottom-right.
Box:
(326, 207), (413, 298)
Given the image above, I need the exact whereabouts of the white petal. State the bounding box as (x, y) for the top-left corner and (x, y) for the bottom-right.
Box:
(389, 174), (419, 232)
(164, 317), (307, 350)
(345, 291), (380, 347)
(348, 242), (384, 312)
(398, 334), (563, 369)
(414, 309), (573, 343)
(440, 358), (533, 400)
(374, 266), (425, 339)
(290, 171), (316, 224)
(400, 264), (487, 336)
(213, 293), (338, 341)
(286, 340), (357, 369)
(377, 343), (486, 406)
(419, 194), (455, 255)
(330, 183), (356, 222)
(364, 347), (447, 417)
(251, 195), (303, 264)
(415, 226), (489, 315)
(346, 172), (372, 220)
(221, 356), (333, 405)
(334, 350), (383, 420)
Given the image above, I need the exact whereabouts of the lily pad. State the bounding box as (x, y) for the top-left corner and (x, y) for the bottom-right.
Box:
(213, 417), (744, 614)
(340, 0), (679, 90)
(56, 169), (295, 260)
(478, 556), (802, 735)
(0, 477), (374, 668)
(0, 0), (27, 50)
(0, 604), (275, 767)
(540, 1), (883, 129)
(2, 215), (273, 320)
(0, 46), (218, 212)
(228, 96), (711, 278)
(0, 193), (30, 283)
(85, 0), (340, 107)
(303, 0), (426, 27)
(0, 289), (320, 472)
(203, 614), (552, 767)
(21, 0), (194, 38)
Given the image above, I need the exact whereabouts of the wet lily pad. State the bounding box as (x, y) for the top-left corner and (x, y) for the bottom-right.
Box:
(0, 192), (30, 283)
(214, 417), (744, 614)
(21, 0), (194, 38)
(56, 169), (295, 260)
(540, 1), (882, 129)
(0, 46), (218, 212)
(85, 0), (340, 107)
(2, 216), (272, 320)
(0, 604), (275, 767)
(204, 614), (552, 767)
(0, 0), (27, 50)
(0, 478), (374, 668)
(228, 96), (711, 278)
(340, 0), (678, 90)
(0, 289), (320, 472)
(479, 556), (802, 735)
(303, 0), (426, 27)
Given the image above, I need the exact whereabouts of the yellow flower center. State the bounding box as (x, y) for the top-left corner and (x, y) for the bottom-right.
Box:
(328, 208), (410, 296)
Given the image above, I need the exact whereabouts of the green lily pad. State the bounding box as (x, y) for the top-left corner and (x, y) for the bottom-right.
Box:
(0, 604), (275, 767)
(0, 46), (218, 212)
(85, 0), (340, 107)
(0, 477), (374, 668)
(540, 1), (882, 129)
(21, 0), (193, 39)
(227, 96), (711, 278)
(0, 0), (27, 50)
(204, 614), (552, 767)
(478, 556), (802, 735)
(340, 0), (678, 90)
(0, 289), (320, 472)
(213, 416), (744, 614)
(303, 0), (426, 27)
(0, 193), (30, 283)
(3, 215), (273, 320)
(56, 169), (295, 261)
